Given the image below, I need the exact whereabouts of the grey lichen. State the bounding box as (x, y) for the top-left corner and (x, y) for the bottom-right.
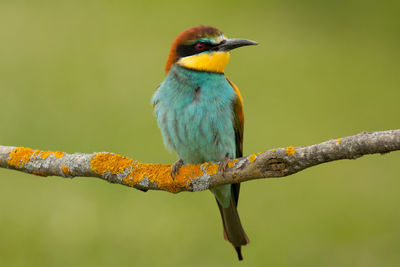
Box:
(191, 174), (211, 192)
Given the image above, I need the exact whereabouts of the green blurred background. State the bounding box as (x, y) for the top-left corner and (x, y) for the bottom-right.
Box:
(0, 0), (399, 266)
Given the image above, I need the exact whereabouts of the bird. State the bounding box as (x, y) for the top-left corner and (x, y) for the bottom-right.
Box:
(152, 25), (257, 260)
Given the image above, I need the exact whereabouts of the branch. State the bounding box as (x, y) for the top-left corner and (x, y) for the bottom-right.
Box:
(1, 130), (399, 193)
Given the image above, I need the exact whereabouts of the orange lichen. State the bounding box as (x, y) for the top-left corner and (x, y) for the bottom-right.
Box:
(32, 171), (48, 177)
(271, 149), (276, 152)
(162, 164), (201, 193)
(336, 138), (341, 144)
(7, 147), (65, 168)
(8, 147), (35, 167)
(90, 152), (205, 193)
(123, 163), (204, 193)
(45, 151), (64, 158)
(39, 150), (64, 159)
(202, 162), (219, 176)
(91, 152), (217, 193)
(286, 146), (297, 156)
(171, 164), (207, 192)
(174, 164), (204, 180)
(39, 151), (53, 159)
(228, 158), (238, 168)
(91, 153), (134, 175)
(62, 165), (71, 175)
(53, 152), (64, 158)
(248, 154), (257, 162)
(124, 163), (169, 187)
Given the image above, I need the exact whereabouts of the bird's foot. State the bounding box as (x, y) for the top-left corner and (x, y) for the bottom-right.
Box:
(171, 159), (184, 180)
(218, 154), (230, 177)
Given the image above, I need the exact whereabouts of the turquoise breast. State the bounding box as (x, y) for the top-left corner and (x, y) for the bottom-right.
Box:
(152, 64), (237, 164)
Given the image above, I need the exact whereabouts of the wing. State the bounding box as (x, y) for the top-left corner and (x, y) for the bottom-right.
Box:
(227, 79), (244, 158)
(227, 78), (244, 206)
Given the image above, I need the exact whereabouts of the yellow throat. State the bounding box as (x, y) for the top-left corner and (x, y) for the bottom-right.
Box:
(177, 51), (230, 73)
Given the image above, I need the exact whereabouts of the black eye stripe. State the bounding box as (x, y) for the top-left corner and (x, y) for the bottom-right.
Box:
(176, 42), (217, 58)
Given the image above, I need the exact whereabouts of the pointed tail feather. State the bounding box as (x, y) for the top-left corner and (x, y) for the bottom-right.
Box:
(217, 196), (249, 261)
(235, 247), (243, 261)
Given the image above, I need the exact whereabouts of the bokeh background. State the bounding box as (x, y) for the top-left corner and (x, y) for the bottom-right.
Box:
(0, 0), (399, 266)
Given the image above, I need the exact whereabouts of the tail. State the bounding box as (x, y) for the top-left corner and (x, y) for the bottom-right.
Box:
(216, 187), (249, 261)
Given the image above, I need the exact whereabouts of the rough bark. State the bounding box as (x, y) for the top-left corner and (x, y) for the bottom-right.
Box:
(0, 130), (399, 193)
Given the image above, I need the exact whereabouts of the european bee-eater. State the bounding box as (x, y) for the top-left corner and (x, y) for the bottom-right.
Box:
(152, 25), (257, 260)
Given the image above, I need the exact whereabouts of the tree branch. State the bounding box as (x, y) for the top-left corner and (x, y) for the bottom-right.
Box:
(1, 130), (399, 193)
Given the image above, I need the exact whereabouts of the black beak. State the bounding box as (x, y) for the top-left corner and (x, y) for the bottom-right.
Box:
(213, 38), (258, 52)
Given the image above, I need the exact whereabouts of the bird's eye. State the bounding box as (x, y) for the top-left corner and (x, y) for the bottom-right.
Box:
(195, 42), (205, 50)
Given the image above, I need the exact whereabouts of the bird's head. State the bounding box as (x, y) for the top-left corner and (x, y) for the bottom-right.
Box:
(165, 25), (257, 74)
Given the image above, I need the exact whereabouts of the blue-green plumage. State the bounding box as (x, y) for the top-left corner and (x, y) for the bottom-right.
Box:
(152, 64), (236, 164)
(152, 64), (235, 207)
